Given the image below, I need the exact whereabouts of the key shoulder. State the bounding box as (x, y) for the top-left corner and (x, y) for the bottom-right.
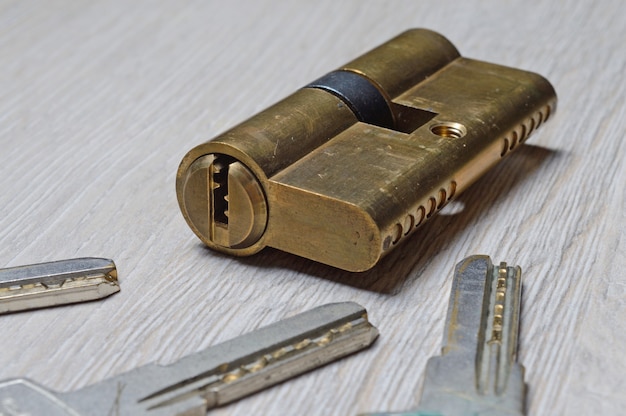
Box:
(0, 378), (78, 416)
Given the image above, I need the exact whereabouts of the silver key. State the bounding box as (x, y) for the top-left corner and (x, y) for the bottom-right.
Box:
(364, 255), (525, 416)
(0, 258), (119, 314)
(0, 302), (378, 415)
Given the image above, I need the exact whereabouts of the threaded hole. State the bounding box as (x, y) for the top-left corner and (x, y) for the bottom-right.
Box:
(430, 122), (467, 139)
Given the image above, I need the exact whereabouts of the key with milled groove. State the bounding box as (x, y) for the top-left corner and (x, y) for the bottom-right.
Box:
(363, 255), (525, 416)
(0, 302), (378, 415)
(0, 257), (119, 315)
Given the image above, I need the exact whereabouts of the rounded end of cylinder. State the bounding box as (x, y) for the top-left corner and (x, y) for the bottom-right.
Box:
(177, 152), (268, 254)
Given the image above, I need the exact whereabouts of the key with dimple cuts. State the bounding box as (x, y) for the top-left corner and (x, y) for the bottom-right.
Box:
(0, 302), (378, 415)
(0, 257), (119, 315)
(363, 255), (525, 416)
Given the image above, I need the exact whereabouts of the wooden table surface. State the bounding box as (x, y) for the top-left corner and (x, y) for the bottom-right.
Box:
(1, 1), (624, 415)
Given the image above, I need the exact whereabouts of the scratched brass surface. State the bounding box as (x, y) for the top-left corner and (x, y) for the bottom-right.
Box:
(176, 29), (557, 271)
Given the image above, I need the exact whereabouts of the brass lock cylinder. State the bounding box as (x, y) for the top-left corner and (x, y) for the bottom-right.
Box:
(176, 29), (556, 271)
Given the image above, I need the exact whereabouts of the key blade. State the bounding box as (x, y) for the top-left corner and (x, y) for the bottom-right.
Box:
(417, 255), (525, 416)
(61, 302), (378, 415)
(0, 258), (119, 314)
(362, 255), (525, 416)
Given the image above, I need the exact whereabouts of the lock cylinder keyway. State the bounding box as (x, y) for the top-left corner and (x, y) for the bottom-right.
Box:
(176, 29), (556, 271)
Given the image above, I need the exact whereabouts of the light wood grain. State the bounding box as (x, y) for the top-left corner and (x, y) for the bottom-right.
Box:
(1, 1), (624, 414)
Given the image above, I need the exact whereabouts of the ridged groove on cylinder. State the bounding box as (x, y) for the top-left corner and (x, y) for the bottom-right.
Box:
(383, 180), (457, 250)
(500, 103), (552, 158)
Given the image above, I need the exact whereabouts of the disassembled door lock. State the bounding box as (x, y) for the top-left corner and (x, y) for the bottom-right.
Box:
(176, 29), (556, 271)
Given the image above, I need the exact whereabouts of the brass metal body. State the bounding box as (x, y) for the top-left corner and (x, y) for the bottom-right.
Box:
(176, 29), (556, 271)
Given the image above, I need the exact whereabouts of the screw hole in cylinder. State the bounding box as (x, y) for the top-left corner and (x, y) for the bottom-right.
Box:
(430, 122), (467, 139)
